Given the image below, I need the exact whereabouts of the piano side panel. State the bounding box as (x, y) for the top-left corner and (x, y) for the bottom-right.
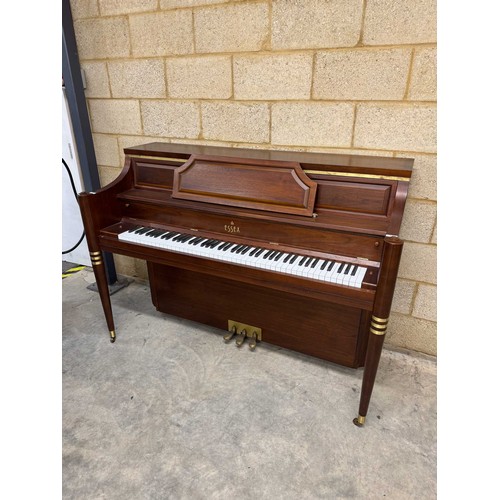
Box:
(148, 263), (369, 368)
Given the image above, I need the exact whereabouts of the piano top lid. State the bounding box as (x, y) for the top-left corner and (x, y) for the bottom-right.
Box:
(124, 142), (413, 179)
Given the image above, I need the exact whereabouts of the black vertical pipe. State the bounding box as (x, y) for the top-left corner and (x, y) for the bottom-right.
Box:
(62, 0), (117, 284)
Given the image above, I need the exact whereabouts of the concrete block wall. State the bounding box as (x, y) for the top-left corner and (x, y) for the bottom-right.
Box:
(72, 0), (437, 356)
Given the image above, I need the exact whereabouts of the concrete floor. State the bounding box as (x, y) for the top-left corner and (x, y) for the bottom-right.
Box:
(62, 267), (437, 499)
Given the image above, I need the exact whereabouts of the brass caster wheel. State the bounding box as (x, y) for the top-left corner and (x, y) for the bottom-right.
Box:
(109, 330), (116, 343)
(353, 415), (366, 427)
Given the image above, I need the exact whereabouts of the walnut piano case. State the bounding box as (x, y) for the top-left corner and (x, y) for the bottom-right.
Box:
(78, 142), (413, 426)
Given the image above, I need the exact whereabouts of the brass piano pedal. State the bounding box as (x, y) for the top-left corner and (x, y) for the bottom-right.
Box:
(223, 325), (237, 343)
(248, 331), (259, 351)
(235, 329), (247, 348)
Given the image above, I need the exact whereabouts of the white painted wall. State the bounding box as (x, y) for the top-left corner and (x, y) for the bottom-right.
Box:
(62, 89), (90, 266)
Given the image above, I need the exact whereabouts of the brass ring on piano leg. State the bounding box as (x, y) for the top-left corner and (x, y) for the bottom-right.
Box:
(371, 315), (389, 324)
(109, 330), (116, 343)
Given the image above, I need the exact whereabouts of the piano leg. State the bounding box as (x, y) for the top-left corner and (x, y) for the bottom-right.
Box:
(354, 236), (403, 426)
(90, 250), (116, 343)
(354, 318), (387, 426)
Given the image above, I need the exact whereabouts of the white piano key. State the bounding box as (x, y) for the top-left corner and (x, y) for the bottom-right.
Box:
(118, 226), (367, 289)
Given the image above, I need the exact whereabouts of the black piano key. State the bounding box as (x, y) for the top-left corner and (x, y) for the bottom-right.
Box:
(351, 265), (359, 276)
(337, 263), (345, 273)
(231, 244), (242, 253)
(222, 243), (234, 251)
(283, 253), (292, 263)
(289, 254), (298, 264)
(254, 248), (265, 257)
(209, 240), (221, 248)
(304, 257), (312, 267)
(274, 252), (284, 261)
(163, 232), (178, 240)
(236, 245), (247, 254)
(311, 258), (319, 268)
(201, 239), (213, 247)
(190, 237), (203, 245)
(321, 260), (329, 270)
(136, 227), (150, 234)
(217, 241), (228, 249)
(299, 256), (307, 266)
(327, 261), (335, 272)
(267, 251), (277, 259)
(344, 264), (352, 274)
(263, 250), (273, 258)
(240, 246), (252, 254)
(249, 247), (259, 256)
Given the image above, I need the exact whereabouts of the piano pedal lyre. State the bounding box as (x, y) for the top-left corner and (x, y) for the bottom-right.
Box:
(227, 321), (262, 350)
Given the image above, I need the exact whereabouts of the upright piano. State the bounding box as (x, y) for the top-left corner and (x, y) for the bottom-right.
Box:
(79, 142), (413, 426)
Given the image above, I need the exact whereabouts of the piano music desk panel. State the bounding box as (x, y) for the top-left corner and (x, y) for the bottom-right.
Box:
(78, 142), (413, 426)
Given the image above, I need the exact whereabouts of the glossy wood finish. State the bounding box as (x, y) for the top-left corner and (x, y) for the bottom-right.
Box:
(173, 154), (317, 216)
(124, 142), (413, 178)
(78, 142), (413, 424)
(149, 263), (366, 367)
(357, 237), (404, 422)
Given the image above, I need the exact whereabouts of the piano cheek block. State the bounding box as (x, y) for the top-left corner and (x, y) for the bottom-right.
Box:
(79, 142), (413, 425)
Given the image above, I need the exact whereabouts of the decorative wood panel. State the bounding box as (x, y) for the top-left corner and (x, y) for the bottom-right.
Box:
(172, 154), (317, 216)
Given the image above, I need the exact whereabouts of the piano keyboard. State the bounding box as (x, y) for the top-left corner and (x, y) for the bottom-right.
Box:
(118, 226), (367, 288)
